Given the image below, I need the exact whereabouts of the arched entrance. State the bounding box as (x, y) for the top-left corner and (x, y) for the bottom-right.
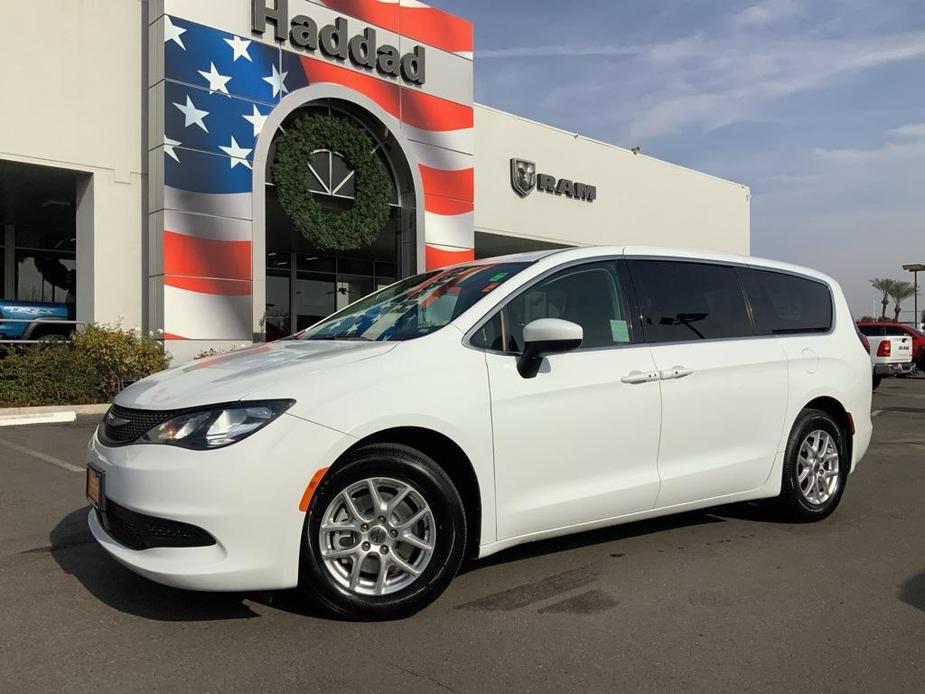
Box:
(251, 86), (425, 342)
(262, 99), (416, 340)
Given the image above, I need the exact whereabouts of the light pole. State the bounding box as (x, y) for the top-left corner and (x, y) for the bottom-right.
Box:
(903, 263), (925, 329)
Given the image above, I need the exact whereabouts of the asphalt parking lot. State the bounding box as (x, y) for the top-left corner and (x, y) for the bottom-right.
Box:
(0, 381), (922, 693)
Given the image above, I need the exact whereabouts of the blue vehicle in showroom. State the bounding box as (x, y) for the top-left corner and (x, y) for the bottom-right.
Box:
(0, 300), (75, 342)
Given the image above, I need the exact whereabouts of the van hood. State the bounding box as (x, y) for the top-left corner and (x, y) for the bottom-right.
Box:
(114, 340), (397, 410)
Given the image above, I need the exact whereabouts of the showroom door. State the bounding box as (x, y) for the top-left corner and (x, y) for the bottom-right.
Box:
(485, 261), (663, 541)
(628, 259), (789, 508)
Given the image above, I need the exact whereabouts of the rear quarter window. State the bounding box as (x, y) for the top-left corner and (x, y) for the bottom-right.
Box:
(743, 269), (833, 335)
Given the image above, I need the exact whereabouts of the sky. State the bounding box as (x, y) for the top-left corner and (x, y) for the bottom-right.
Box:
(432, 0), (925, 320)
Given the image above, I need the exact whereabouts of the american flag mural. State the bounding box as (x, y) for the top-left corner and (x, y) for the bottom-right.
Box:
(153, 0), (474, 343)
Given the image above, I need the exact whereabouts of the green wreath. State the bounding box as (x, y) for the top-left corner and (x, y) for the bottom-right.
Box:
(272, 114), (392, 251)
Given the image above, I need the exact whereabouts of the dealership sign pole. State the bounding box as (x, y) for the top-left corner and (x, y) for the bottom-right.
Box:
(903, 263), (925, 328)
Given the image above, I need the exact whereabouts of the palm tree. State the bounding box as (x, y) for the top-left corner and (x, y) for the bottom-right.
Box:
(870, 278), (896, 319)
(888, 280), (918, 322)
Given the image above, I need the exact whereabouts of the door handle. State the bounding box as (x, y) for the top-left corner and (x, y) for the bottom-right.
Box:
(659, 366), (694, 381)
(621, 370), (659, 384)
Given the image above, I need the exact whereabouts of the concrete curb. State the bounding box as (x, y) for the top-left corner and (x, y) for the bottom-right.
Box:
(0, 403), (109, 417)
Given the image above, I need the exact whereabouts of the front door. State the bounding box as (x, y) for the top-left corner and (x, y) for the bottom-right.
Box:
(482, 261), (663, 540)
(628, 259), (789, 507)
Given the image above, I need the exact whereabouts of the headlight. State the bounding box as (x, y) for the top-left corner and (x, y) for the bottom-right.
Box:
(140, 400), (294, 450)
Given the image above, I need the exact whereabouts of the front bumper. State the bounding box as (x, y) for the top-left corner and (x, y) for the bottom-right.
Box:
(86, 413), (349, 592)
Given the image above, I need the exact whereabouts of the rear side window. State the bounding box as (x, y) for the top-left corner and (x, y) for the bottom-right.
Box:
(743, 269), (833, 335)
(629, 260), (753, 343)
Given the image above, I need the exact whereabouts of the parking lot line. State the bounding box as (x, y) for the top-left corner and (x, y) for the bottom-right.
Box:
(0, 437), (84, 473)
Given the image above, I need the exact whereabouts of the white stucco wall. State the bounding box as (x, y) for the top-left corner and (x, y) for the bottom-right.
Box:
(473, 105), (751, 255)
(0, 0), (145, 330)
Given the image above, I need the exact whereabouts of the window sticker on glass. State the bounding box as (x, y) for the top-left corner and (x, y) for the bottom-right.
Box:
(489, 272), (508, 282)
(610, 319), (630, 343)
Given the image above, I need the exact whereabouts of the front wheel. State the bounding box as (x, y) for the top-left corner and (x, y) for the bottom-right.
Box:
(775, 408), (849, 522)
(299, 444), (467, 620)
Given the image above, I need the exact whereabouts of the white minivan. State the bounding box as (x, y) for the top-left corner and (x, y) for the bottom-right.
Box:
(86, 247), (873, 619)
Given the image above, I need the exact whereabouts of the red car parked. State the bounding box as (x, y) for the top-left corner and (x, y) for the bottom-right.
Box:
(857, 322), (925, 368)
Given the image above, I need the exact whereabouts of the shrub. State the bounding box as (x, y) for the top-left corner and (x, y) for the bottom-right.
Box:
(69, 324), (170, 398)
(0, 324), (170, 407)
(0, 348), (105, 407)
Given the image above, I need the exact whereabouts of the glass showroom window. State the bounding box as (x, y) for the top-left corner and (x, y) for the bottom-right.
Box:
(14, 226), (76, 304)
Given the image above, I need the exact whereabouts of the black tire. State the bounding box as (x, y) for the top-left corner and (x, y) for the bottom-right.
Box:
(776, 408), (849, 522)
(299, 443), (466, 620)
(872, 374), (882, 391)
(30, 327), (71, 346)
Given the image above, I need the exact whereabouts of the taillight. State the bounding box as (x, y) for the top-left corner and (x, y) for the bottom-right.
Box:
(858, 332), (871, 354)
(877, 340), (891, 357)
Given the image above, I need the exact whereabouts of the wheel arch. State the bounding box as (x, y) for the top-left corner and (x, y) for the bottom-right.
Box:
(23, 319), (71, 340)
(337, 427), (482, 558)
(801, 395), (854, 463)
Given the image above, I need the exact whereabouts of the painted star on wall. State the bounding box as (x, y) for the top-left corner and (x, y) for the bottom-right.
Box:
(219, 137), (254, 169)
(173, 95), (209, 133)
(224, 35), (253, 62)
(198, 62), (232, 95)
(263, 65), (289, 98)
(163, 16), (187, 50)
(243, 105), (269, 137)
(164, 136), (182, 163)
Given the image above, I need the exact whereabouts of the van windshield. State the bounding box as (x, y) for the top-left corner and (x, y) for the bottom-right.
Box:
(297, 262), (529, 342)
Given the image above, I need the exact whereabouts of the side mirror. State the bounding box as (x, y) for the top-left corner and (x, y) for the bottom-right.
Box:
(518, 319), (583, 378)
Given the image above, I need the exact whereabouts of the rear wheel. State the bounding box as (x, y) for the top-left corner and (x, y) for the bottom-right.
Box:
(872, 374), (882, 391)
(775, 408), (848, 522)
(30, 326), (71, 346)
(299, 444), (466, 620)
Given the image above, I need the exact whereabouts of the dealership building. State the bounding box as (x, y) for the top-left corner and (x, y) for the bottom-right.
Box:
(0, 0), (750, 361)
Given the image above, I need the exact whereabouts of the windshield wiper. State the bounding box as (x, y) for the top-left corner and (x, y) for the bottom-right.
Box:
(304, 335), (372, 341)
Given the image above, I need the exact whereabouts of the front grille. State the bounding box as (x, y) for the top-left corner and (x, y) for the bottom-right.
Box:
(98, 501), (216, 550)
(100, 404), (182, 445)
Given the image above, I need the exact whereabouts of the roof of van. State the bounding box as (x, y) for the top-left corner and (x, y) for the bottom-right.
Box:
(465, 246), (837, 287)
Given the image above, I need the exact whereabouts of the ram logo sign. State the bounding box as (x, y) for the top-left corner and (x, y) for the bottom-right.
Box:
(510, 159), (537, 198)
(510, 158), (597, 203)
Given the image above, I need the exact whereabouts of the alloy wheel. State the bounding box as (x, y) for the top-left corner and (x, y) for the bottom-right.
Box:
(317, 477), (436, 596)
(797, 429), (840, 505)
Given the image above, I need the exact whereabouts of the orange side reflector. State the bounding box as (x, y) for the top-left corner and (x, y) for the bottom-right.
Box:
(298, 467), (329, 512)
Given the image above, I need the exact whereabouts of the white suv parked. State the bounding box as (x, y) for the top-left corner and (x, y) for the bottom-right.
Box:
(86, 247), (873, 619)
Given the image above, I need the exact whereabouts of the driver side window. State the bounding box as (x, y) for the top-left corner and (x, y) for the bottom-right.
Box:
(471, 262), (632, 353)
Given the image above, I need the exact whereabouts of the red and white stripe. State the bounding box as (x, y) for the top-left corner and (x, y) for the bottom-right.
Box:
(162, 210), (252, 340)
(318, 0), (474, 59)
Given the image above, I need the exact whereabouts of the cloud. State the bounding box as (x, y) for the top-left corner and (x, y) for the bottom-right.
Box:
(814, 124), (925, 161)
(626, 31), (925, 140)
(814, 140), (925, 162)
(477, 44), (641, 59)
(732, 0), (804, 28)
(476, 25), (925, 143)
(892, 122), (925, 137)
